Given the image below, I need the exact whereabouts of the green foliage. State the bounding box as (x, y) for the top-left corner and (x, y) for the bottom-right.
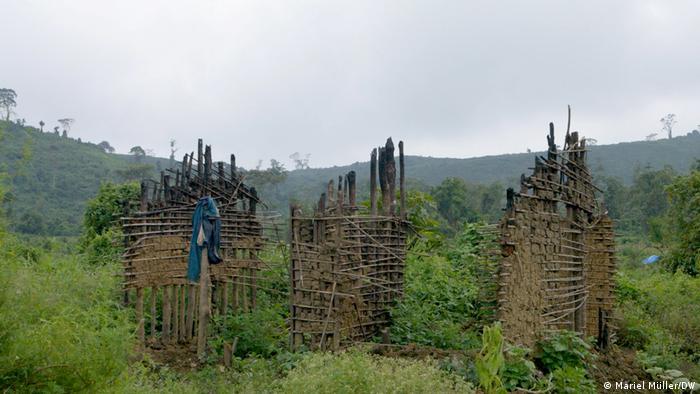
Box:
(431, 178), (503, 232)
(535, 330), (592, 372)
(390, 223), (498, 349)
(501, 346), (539, 391)
(81, 181), (139, 264)
(83, 182), (139, 238)
(210, 246), (290, 359)
(0, 120), (166, 235)
(550, 366), (595, 394)
(0, 250), (133, 392)
(475, 323), (506, 394)
(212, 306), (288, 358)
(664, 169), (700, 275)
(616, 266), (700, 378)
(279, 349), (474, 394)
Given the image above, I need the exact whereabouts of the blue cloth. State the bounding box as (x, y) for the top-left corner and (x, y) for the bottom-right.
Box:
(643, 255), (660, 264)
(187, 197), (222, 282)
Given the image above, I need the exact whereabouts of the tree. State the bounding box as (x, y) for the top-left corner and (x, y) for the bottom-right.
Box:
(97, 141), (115, 153)
(660, 114), (676, 139)
(58, 118), (75, 134)
(664, 168), (700, 275)
(169, 139), (178, 166)
(129, 146), (146, 162)
(62, 130), (68, 138)
(289, 152), (311, 169)
(0, 88), (17, 121)
(39, 120), (45, 132)
(244, 159), (288, 190)
(53, 126), (60, 135)
(626, 165), (676, 234)
(432, 177), (479, 228)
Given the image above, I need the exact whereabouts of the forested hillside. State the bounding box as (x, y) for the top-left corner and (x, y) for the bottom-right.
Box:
(0, 121), (169, 235)
(2, 118), (700, 235)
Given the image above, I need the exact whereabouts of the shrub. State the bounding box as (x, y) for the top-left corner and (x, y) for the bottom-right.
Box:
(279, 349), (474, 394)
(0, 252), (133, 392)
(501, 345), (539, 391)
(390, 223), (496, 349)
(475, 323), (506, 394)
(535, 330), (592, 372)
(550, 366), (595, 394)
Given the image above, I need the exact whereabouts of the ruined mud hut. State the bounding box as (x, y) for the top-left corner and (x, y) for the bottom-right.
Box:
(121, 139), (267, 355)
(289, 138), (409, 350)
(497, 123), (616, 347)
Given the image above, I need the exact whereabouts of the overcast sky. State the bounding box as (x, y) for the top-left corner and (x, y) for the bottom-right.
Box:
(2, 1), (699, 169)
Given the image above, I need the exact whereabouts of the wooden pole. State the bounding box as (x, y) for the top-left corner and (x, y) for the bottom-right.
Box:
(186, 284), (196, 341)
(162, 285), (171, 343)
(347, 171), (356, 208)
(197, 139), (203, 177)
(370, 148), (377, 216)
(197, 247), (211, 359)
(385, 138), (396, 216)
(136, 287), (145, 347)
(399, 141), (406, 220)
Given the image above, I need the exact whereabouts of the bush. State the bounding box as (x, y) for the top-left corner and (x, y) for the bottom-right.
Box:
(80, 182), (139, 264)
(475, 323), (506, 394)
(0, 252), (133, 392)
(390, 224), (496, 349)
(535, 330), (593, 372)
(616, 266), (700, 378)
(279, 349), (474, 394)
(550, 366), (595, 394)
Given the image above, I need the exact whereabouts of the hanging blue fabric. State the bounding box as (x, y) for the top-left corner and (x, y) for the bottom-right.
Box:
(187, 197), (223, 282)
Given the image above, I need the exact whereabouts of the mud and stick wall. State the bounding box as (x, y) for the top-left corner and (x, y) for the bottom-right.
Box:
(290, 138), (408, 350)
(498, 123), (616, 347)
(122, 139), (266, 354)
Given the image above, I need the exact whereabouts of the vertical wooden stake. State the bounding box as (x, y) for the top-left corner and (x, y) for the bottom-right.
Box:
(197, 138), (203, 177)
(370, 148), (377, 216)
(347, 171), (356, 209)
(399, 141), (406, 220)
(172, 285), (180, 344)
(186, 284), (196, 341)
(179, 284), (186, 343)
(162, 285), (171, 343)
(197, 247), (211, 359)
(150, 287), (157, 339)
(136, 287), (145, 347)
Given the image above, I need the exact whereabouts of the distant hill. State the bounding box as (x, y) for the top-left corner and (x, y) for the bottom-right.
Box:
(269, 133), (700, 213)
(1, 119), (699, 235)
(0, 121), (169, 235)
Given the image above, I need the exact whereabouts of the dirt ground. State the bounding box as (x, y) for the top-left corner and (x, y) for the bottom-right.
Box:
(589, 346), (654, 393)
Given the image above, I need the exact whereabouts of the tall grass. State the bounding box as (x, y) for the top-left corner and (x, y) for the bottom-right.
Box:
(0, 241), (134, 392)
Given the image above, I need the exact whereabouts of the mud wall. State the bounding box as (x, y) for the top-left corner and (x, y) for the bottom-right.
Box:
(497, 124), (616, 347)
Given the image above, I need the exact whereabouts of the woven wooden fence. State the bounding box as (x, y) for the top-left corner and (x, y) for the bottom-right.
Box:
(289, 138), (409, 350)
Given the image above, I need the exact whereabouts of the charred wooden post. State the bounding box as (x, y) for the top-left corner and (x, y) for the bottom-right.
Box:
(370, 149), (378, 216)
(230, 154), (236, 180)
(385, 138), (396, 216)
(399, 141), (406, 220)
(337, 175), (344, 212)
(197, 139), (203, 177)
(347, 171), (356, 208)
